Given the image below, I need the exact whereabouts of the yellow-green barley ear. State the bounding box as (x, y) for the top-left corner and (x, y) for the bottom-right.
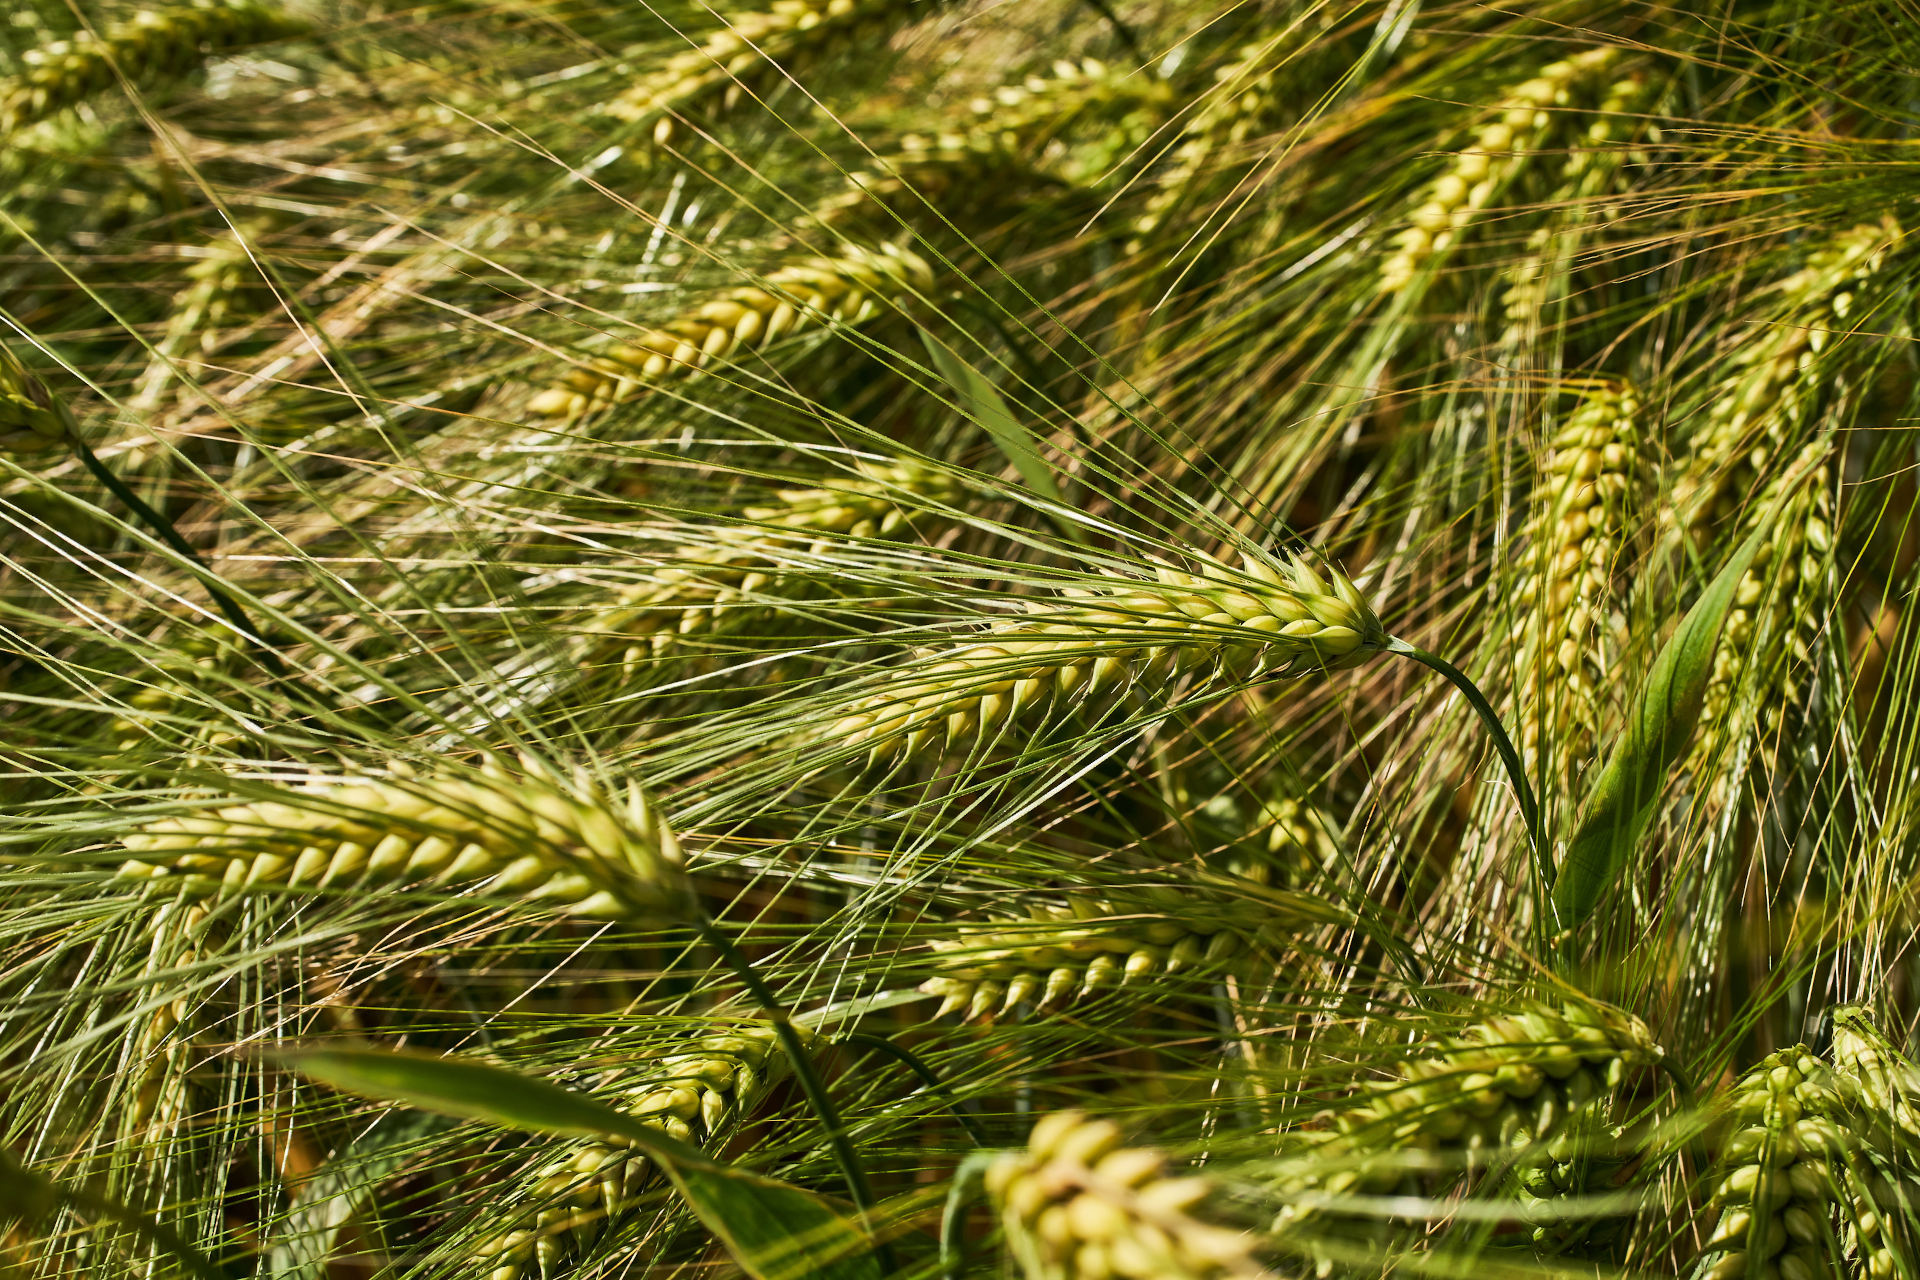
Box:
(1694, 1045), (1869, 1280)
(828, 547), (1385, 769)
(1274, 1000), (1663, 1245)
(1509, 382), (1644, 788)
(0, 1), (309, 136)
(1674, 220), (1898, 541)
(810, 57), (1168, 235)
(1125, 42), (1284, 256)
(526, 242), (933, 419)
(0, 345), (80, 455)
(116, 758), (687, 919)
(124, 898), (212, 1135)
(1378, 48), (1624, 293)
(580, 457), (965, 667)
(476, 1023), (805, 1280)
(606, 0), (933, 148)
(919, 884), (1322, 1023)
(1827, 1008), (1920, 1280)
(986, 1110), (1271, 1280)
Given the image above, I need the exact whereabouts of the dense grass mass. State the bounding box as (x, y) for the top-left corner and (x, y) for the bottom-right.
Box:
(3, 1), (1920, 1277)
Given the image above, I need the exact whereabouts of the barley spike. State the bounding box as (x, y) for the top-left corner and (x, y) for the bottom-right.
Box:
(527, 242), (932, 419)
(115, 760), (687, 919)
(827, 548), (1384, 768)
(986, 1110), (1273, 1279)
(0, 345), (80, 455)
(0, 1), (308, 136)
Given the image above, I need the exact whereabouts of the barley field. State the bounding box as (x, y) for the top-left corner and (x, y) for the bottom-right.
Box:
(2, 2), (1919, 1277)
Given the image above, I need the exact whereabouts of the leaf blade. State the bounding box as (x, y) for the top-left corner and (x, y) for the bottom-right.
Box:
(280, 1046), (882, 1280)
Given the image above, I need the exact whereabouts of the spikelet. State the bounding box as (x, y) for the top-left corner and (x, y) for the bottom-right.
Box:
(1126, 43), (1282, 255)
(1378, 48), (1623, 293)
(827, 549), (1385, 768)
(0, 2), (308, 136)
(1674, 222), (1894, 539)
(0, 345), (79, 455)
(581, 458), (962, 665)
(1274, 1001), (1663, 1236)
(920, 885), (1322, 1023)
(1694, 1045), (1870, 1280)
(126, 898), (211, 1133)
(1509, 384), (1643, 776)
(986, 1111), (1272, 1280)
(115, 760), (687, 919)
(526, 242), (932, 419)
(606, 0), (931, 147)
(477, 1025), (801, 1280)
(1827, 1008), (1920, 1280)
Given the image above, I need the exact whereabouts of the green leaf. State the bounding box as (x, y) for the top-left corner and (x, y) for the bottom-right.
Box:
(280, 1045), (882, 1280)
(1552, 522), (1771, 927)
(918, 331), (1062, 504)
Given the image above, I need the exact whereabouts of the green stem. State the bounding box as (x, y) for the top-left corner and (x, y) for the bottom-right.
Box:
(1385, 636), (1554, 928)
(693, 916), (889, 1259)
(71, 435), (284, 676)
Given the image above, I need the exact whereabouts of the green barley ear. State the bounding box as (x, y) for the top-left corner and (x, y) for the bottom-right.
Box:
(526, 242), (933, 419)
(116, 758), (688, 919)
(1511, 382), (1644, 781)
(477, 1023), (804, 1280)
(986, 1110), (1271, 1280)
(1126, 42), (1282, 255)
(829, 547), (1385, 767)
(1826, 1007), (1920, 1280)
(1275, 1000), (1663, 1241)
(0, 345), (80, 455)
(0, 1), (309, 136)
(125, 898), (211, 1134)
(606, 0), (931, 148)
(919, 884), (1323, 1023)
(1675, 220), (1897, 540)
(1695, 1045), (1866, 1280)
(1379, 48), (1623, 293)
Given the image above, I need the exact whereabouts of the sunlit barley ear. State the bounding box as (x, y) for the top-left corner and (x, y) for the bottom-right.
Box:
(0, 1), (309, 136)
(827, 548), (1385, 769)
(477, 1023), (807, 1280)
(526, 242), (934, 419)
(1378, 47), (1623, 293)
(0, 345), (81, 455)
(1510, 383), (1643, 778)
(1274, 1000), (1663, 1245)
(125, 897), (211, 1135)
(116, 758), (688, 919)
(1693, 1045), (1870, 1280)
(1674, 220), (1898, 540)
(606, 0), (934, 148)
(918, 884), (1324, 1023)
(986, 1110), (1272, 1280)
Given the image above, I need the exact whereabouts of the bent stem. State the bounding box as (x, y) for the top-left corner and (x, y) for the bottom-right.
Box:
(693, 915), (890, 1261)
(1384, 636), (1554, 930)
(71, 436), (284, 676)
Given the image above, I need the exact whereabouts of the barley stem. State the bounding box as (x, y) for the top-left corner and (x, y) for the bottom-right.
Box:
(1385, 636), (1549, 927)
